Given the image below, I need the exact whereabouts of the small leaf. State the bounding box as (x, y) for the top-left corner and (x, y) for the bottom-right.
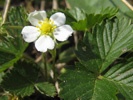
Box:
(72, 19), (88, 31)
(100, 7), (118, 18)
(35, 82), (56, 97)
(71, 8), (118, 31)
(68, 7), (86, 21)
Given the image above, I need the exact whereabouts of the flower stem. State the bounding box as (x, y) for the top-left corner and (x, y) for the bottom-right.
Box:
(51, 48), (56, 81)
(42, 53), (47, 81)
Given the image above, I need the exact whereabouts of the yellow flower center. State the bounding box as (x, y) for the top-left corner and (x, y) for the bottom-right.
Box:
(37, 18), (56, 35)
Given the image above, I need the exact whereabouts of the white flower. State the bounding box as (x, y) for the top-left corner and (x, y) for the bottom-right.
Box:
(21, 11), (73, 52)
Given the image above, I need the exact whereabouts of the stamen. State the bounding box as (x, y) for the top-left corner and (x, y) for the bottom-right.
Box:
(37, 18), (56, 35)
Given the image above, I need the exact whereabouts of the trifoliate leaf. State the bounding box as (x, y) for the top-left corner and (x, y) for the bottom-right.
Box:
(60, 51), (133, 100)
(60, 17), (133, 100)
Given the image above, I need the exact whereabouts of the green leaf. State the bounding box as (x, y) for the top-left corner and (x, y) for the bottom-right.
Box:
(70, 8), (118, 31)
(60, 63), (118, 100)
(72, 14), (105, 31)
(35, 82), (56, 97)
(105, 58), (133, 100)
(60, 57), (133, 100)
(76, 17), (133, 73)
(1, 61), (39, 97)
(1, 60), (57, 97)
(0, 7), (28, 72)
(0, 50), (20, 71)
(100, 7), (118, 18)
(0, 52), (15, 65)
(72, 19), (88, 31)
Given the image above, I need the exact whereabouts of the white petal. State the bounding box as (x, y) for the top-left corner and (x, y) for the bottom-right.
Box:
(35, 35), (55, 52)
(28, 10), (47, 26)
(50, 12), (66, 26)
(21, 26), (40, 42)
(54, 25), (73, 41)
